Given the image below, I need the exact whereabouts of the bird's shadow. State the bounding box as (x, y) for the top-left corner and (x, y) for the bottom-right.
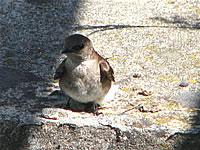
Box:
(47, 90), (100, 114)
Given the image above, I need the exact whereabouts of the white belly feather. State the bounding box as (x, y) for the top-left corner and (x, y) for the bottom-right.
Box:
(60, 59), (106, 103)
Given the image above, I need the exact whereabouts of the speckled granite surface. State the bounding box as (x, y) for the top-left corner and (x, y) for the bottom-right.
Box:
(0, 0), (200, 149)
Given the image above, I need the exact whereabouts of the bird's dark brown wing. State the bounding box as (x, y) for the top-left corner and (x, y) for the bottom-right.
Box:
(54, 59), (66, 80)
(99, 59), (115, 83)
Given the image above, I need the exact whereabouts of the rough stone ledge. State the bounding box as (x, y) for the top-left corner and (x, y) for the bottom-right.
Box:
(1, 108), (200, 150)
(0, 109), (169, 150)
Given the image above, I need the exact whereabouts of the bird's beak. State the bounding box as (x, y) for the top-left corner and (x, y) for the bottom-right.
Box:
(61, 49), (67, 54)
(61, 48), (72, 54)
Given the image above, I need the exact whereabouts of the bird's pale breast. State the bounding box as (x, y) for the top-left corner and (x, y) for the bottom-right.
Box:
(60, 59), (105, 103)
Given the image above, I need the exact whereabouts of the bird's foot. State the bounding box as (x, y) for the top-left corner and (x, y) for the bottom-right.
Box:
(86, 102), (102, 116)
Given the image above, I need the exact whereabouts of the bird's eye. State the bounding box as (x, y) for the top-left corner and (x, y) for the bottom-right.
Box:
(72, 44), (84, 51)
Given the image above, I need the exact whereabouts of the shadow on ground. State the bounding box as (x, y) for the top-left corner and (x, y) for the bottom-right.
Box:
(0, 0), (79, 149)
(151, 15), (200, 29)
(168, 91), (200, 150)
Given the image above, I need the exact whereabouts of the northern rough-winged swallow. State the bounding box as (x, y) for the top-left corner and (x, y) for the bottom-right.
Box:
(54, 34), (115, 113)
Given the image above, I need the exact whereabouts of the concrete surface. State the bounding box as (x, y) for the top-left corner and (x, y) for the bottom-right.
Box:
(0, 0), (200, 149)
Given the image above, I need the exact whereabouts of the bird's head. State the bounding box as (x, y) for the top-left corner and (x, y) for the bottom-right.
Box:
(62, 34), (93, 59)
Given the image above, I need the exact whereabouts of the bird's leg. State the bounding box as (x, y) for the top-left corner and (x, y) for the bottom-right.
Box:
(86, 102), (102, 115)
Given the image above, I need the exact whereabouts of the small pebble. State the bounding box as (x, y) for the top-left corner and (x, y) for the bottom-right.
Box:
(132, 87), (138, 91)
(132, 73), (141, 78)
(179, 81), (189, 87)
(138, 90), (152, 96)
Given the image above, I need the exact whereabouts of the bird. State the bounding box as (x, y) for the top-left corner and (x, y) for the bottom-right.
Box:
(54, 34), (115, 114)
